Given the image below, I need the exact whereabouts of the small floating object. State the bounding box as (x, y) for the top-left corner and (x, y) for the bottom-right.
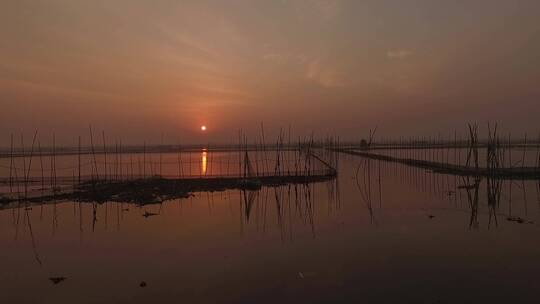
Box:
(139, 281), (147, 288)
(25, 207), (32, 211)
(122, 208), (129, 211)
(298, 271), (316, 279)
(428, 215), (435, 219)
(142, 211), (158, 218)
(49, 277), (67, 285)
(507, 216), (525, 224)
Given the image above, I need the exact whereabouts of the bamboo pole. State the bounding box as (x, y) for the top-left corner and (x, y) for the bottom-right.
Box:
(78, 136), (81, 184)
(160, 133), (163, 177)
(119, 139), (122, 180)
(38, 141), (44, 191)
(89, 126), (99, 181)
(52, 133), (57, 192)
(114, 140), (118, 180)
(24, 130), (38, 199)
(536, 132), (540, 169)
(179, 144), (184, 178)
(522, 133), (527, 169)
(143, 141), (146, 177)
(9, 133), (13, 193)
(21, 134), (25, 195)
(102, 131), (107, 180)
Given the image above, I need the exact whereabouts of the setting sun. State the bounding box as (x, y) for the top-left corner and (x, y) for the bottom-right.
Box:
(201, 125), (206, 131)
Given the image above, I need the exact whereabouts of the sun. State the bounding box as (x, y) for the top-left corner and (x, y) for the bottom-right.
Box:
(201, 125), (207, 131)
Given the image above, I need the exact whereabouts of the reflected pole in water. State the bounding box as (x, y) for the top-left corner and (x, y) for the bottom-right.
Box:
(25, 209), (43, 266)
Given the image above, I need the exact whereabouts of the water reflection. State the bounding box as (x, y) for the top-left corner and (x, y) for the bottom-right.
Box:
(238, 183), (329, 241)
(2, 156), (540, 303)
(4, 160), (540, 239)
(201, 150), (207, 176)
(354, 158), (382, 225)
(376, 157), (540, 229)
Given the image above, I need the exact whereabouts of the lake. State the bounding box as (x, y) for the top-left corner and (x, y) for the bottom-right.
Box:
(1, 151), (540, 303)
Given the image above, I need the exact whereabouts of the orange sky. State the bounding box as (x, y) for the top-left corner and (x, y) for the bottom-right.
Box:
(1, 0), (540, 145)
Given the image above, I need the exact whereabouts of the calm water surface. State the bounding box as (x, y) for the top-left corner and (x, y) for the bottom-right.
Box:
(1, 153), (540, 303)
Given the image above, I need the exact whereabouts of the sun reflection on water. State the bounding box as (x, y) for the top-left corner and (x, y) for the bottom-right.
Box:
(201, 150), (207, 175)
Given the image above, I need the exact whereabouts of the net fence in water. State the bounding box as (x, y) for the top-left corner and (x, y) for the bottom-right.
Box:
(1, 149), (338, 196)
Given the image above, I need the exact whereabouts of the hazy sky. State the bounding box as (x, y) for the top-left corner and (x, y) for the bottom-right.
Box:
(1, 0), (539, 145)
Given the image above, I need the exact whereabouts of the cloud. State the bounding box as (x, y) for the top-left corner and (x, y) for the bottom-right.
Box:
(387, 49), (414, 59)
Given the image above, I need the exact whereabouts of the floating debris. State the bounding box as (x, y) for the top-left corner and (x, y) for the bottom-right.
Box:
(506, 216), (533, 224)
(143, 211), (158, 218)
(49, 277), (67, 285)
(298, 271), (316, 279)
(139, 281), (147, 288)
(428, 215), (435, 219)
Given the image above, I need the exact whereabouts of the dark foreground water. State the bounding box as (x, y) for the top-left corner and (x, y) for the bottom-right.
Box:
(1, 154), (540, 303)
